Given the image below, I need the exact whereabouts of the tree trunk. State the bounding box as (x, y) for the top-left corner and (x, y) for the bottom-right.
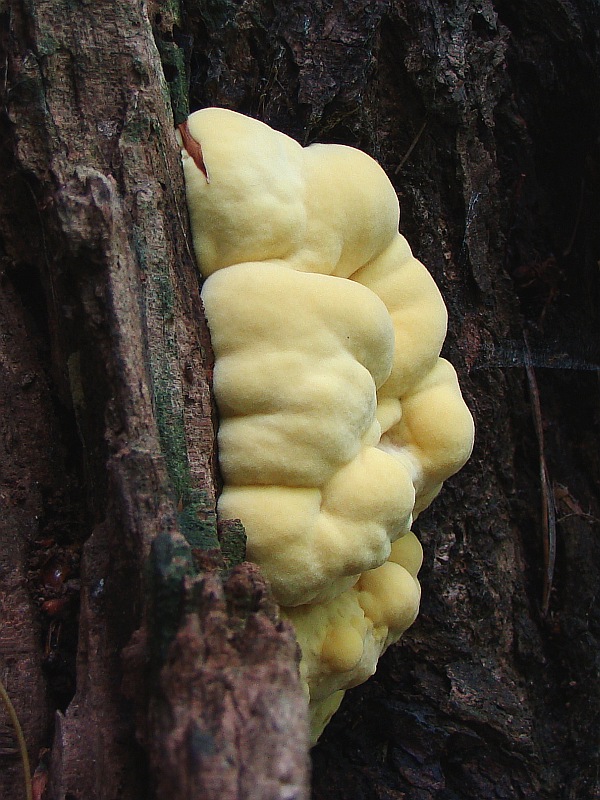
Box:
(1, 1), (599, 799)
(0, 1), (308, 799)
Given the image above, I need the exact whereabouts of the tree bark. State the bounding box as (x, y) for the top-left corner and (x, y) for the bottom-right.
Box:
(1, 1), (599, 799)
(0, 1), (309, 799)
(185, 1), (600, 798)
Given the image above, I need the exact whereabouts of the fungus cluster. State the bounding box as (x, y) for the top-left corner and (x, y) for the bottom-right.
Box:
(179, 108), (474, 742)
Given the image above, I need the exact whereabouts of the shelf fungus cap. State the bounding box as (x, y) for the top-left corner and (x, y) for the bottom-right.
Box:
(179, 107), (474, 742)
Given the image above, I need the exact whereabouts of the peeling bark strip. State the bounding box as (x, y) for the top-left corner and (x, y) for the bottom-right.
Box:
(0, 1), (309, 799)
(152, 566), (307, 800)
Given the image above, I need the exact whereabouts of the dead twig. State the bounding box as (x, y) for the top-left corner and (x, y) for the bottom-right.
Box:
(395, 120), (427, 174)
(523, 332), (556, 617)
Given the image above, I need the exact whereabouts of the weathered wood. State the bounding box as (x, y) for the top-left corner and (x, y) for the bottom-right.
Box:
(151, 566), (307, 800)
(1, 0), (599, 798)
(0, 268), (53, 800)
(0, 0), (309, 798)
(183, 0), (600, 797)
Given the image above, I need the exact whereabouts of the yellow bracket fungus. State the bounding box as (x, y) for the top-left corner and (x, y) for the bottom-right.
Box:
(179, 107), (474, 743)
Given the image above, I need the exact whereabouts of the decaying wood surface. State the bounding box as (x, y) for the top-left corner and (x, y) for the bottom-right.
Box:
(0, 269), (52, 798)
(185, 1), (599, 798)
(0, 1), (309, 798)
(1, 0), (599, 799)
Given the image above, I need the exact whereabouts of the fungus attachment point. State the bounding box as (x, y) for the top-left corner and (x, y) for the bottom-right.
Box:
(177, 120), (210, 183)
(179, 108), (474, 742)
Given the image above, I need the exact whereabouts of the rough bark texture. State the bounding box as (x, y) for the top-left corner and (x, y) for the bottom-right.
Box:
(0, 268), (55, 797)
(0, 1), (309, 799)
(1, 1), (599, 799)
(184, 1), (599, 798)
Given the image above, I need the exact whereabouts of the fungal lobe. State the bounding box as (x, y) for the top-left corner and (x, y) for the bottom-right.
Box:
(179, 108), (474, 743)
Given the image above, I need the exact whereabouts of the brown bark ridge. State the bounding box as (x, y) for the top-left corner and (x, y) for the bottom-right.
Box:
(0, 257), (53, 800)
(183, 0), (600, 798)
(0, 1), (309, 799)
